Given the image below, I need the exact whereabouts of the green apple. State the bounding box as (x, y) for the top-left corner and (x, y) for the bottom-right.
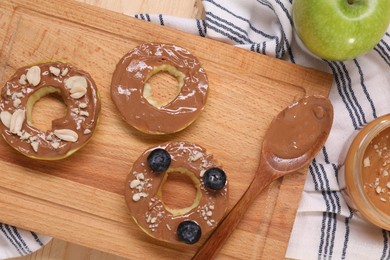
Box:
(292, 0), (390, 61)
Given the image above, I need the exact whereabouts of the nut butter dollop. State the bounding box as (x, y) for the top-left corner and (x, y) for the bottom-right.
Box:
(0, 62), (100, 160)
(124, 141), (228, 244)
(110, 43), (209, 135)
(265, 95), (333, 160)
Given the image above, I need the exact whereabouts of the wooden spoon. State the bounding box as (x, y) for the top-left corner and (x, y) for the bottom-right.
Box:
(193, 95), (333, 259)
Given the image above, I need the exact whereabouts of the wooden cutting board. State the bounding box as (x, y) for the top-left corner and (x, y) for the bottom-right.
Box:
(0, 0), (333, 259)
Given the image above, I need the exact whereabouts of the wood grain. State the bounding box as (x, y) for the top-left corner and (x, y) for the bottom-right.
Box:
(78, 0), (205, 19)
(0, 0), (333, 259)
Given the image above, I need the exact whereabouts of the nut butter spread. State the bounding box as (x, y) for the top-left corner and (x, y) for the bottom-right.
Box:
(124, 141), (228, 244)
(265, 95), (333, 160)
(110, 43), (208, 135)
(0, 62), (100, 160)
(362, 128), (390, 216)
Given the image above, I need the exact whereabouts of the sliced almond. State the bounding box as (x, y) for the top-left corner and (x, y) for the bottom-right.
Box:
(71, 108), (80, 114)
(83, 129), (92, 135)
(363, 157), (370, 167)
(190, 151), (203, 161)
(0, 111), (12, 129)
(61, 68), (69, 76)
(136, 173), (145, 180)
(26, 66), (41, 87)
(132, 193), (141, 202)
(30, 141), (39, 152)
(9, 109), (25, 134)
(65, 76), (88, 99)
(65, 75), (87, 89)
(130, 179), (141, 189)
(49, 66), (61, 77)
(19, 131), (31, 140)
(13, 98), (21, 108)
(53, 129), (78, 142)
(51, 141), (60, 149)
(132, 192), (148, 202)
(29, 135), (38, 142)
(46, 133), (53, 141)
(70, 85), (87, 99)
(71, 92), (86, 99)
(79, 110), (89, 117)
(78, 102), (88, 108)
(18, 74), (27, 85)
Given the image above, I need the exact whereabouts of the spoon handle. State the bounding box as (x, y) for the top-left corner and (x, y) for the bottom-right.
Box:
(192, 162), (276, 260)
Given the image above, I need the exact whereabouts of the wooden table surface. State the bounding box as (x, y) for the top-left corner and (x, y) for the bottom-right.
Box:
(15, 1), (203, 259)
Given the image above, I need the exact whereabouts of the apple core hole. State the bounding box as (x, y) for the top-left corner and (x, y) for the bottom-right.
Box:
(147, 72), (178, 102)
(28, 87), (67, 131)
(161, 171), (198, 210)
(143, 65), (185, 108)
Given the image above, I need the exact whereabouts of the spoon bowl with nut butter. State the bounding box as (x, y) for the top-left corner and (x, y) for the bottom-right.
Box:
(193, 95), (333, 259)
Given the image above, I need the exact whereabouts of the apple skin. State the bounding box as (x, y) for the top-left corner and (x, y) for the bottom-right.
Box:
(292, 0), (390, 61)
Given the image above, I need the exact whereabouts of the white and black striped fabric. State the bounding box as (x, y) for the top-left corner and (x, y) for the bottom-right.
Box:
(2, 0), (390, 259)
(0, 224), (50, 259)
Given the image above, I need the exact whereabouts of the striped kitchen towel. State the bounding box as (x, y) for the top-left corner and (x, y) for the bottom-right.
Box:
(2, 0), (390, 259)
(0, 224), (51, 259)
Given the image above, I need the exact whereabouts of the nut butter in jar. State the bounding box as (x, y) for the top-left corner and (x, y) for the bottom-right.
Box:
(342, 114), (390, 230)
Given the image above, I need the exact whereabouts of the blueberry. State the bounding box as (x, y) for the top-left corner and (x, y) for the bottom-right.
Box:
(147, 148), (171, 172)
(177, 220), (201, 244)
(203, 167), (226, 190)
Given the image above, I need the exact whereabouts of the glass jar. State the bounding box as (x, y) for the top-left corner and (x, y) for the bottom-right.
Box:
(341, 114), (390, 230)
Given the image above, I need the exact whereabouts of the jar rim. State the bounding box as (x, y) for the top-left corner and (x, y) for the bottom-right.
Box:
(344, 115), (390, 230)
